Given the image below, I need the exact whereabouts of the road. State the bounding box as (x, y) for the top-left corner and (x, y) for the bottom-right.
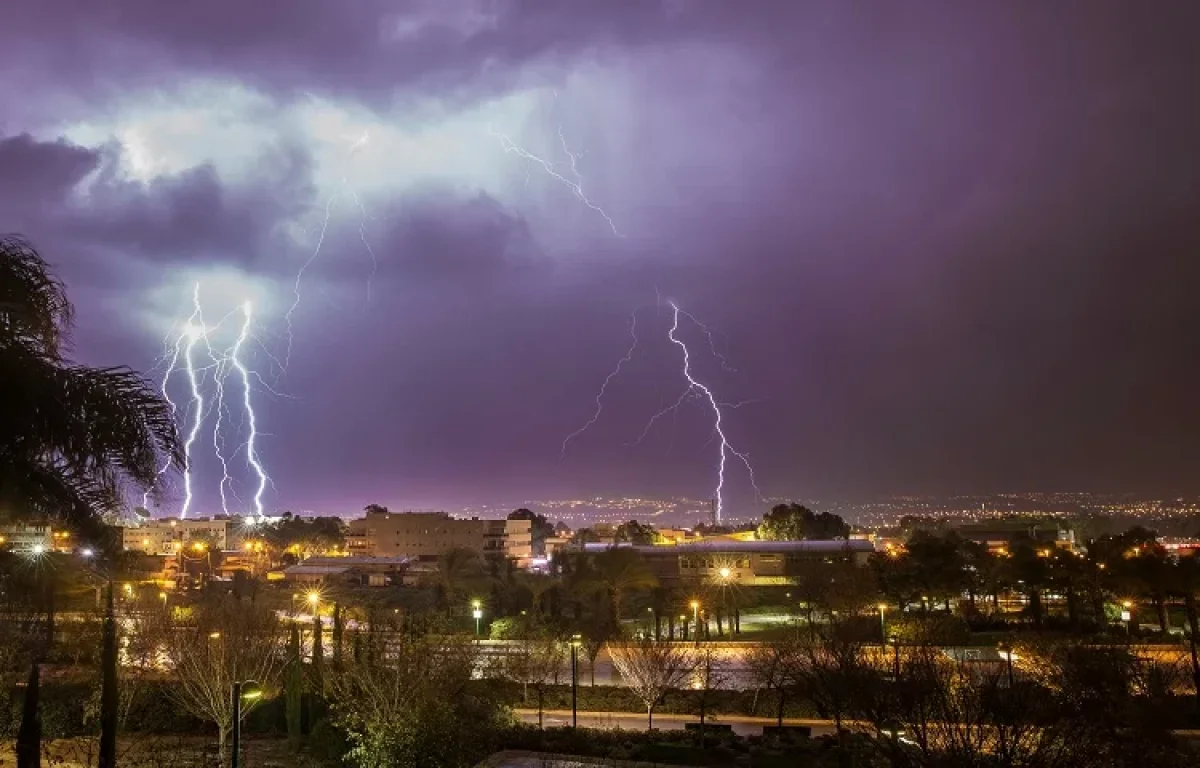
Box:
(513, 708), (837, 737)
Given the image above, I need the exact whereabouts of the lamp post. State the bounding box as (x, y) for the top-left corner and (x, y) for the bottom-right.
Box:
(689, 600), (700, 646)
(1121, 600), (1133, 636)
(997, 643), (1015, 687)
(877, 603), (888, 643)
(570, 634), (581, 728)
(889, 634), (900, 679)
(472, 599), (483, 637)
(230, 680), (263, 768)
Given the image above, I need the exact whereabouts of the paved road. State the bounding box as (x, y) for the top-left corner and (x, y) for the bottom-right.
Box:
(513, 708), (837, 737)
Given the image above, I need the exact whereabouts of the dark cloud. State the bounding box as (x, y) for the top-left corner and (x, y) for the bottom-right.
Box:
(5, 3), (1200, 516)
(366, 188), (546, 282)
(0, 134), (100, 204)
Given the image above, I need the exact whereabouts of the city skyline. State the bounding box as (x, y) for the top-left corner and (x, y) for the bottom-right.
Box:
(3, 3), (1200, 517)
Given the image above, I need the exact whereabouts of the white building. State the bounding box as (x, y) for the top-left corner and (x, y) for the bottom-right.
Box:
(121, 517), (229, 555)
(0, 522), (54, 555)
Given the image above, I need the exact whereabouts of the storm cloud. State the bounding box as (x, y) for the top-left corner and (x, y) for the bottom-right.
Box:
(3, 1), (1200, 516)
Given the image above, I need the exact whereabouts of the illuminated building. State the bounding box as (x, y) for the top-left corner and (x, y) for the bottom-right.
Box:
(347, 509), (533, 565)
(120, 517), (228, 555)
(582, 539), (874, 586)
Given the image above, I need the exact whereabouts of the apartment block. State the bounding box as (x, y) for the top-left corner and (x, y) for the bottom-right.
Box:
(121, 517), (229, 555)
(347, 509), (532, 564)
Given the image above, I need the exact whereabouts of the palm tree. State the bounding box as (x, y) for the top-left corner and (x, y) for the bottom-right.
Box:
(1, 235), (183, 535)
(583, 548), (658, 630)
(3, 234), (182, 766)
(428, 547), (485, 613)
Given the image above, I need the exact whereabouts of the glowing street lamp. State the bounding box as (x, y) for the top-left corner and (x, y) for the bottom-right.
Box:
(1121, 600), (1133, 634)
(877, 603), (888, 642)
(997, 642), (1017, 687)
(471, 599), (484, 636)
(230, 680), (263, 768)
(689, 600), (701, 645)
(718, 566), (731, 580)
(569, 634), (582, 728)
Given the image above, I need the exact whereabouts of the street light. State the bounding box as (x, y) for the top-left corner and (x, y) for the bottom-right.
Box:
(306, 591), (320, 609)
(689, 600), (701, 646)
(230, 680), (262, 768)
(997, 643), (1016, 687)
(888, 633), (900, 679)
(472, 599), (483, 636)
(1121, 600), (1133, 635)
(569, 634), (581, 728)
(718, 566), (731, 580)
(877, 603), (888, 643)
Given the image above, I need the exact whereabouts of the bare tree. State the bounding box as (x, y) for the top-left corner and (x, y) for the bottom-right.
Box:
(166, 596), (283, 767)
(691, 646), (730, 747)
(501, 624), (567, 728)
(609, 637), (696, 729)
(746, 637), (802, 726)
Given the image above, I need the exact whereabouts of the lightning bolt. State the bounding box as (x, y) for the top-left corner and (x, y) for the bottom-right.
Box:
(489, 91), (619, 236)
(151, 285), (278, 520)
(665, 302), (760, 523)
(560, 310), (640, 457)
(284, 130), (376, 368)
(178, 285), (208, 518)
(561, 299), (761, 524)
(229, 302), (269, 521)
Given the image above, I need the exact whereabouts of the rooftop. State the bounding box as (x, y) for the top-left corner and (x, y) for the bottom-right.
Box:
(583, 539), (874, 554)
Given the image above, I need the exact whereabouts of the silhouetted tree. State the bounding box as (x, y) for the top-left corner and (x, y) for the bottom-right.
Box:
(757, 504), (848, 541)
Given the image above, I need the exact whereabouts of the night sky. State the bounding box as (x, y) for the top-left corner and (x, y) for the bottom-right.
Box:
(4, 2), (1200, 516)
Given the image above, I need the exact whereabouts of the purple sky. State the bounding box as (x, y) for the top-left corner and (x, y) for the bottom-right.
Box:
(4, 2), (1200, 516)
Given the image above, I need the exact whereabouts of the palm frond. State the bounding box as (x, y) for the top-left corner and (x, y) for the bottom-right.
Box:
(0, 234), (184, 529)
(0, 235), (71, 357)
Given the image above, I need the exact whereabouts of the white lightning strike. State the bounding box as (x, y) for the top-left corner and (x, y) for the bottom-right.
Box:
(230, 302), (269, 521)
(488, 94), (620, 236)
(151, 286), (277, 519)
(178, 285), (208, 518)
(561, 299), (761, 523)
(284, 130), (376, 368)
(560, 310), (640, 457)
(665, 302), (760, 523)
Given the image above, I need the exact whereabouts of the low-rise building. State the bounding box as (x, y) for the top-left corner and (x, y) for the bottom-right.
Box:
(582, 539), (875, 586)
(347, 509), (533, 565)
(0, 522), (54, 555)
(121, 517), (229, 555)
(283, 555), (409, 587)
(350, 508), (532, 564)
